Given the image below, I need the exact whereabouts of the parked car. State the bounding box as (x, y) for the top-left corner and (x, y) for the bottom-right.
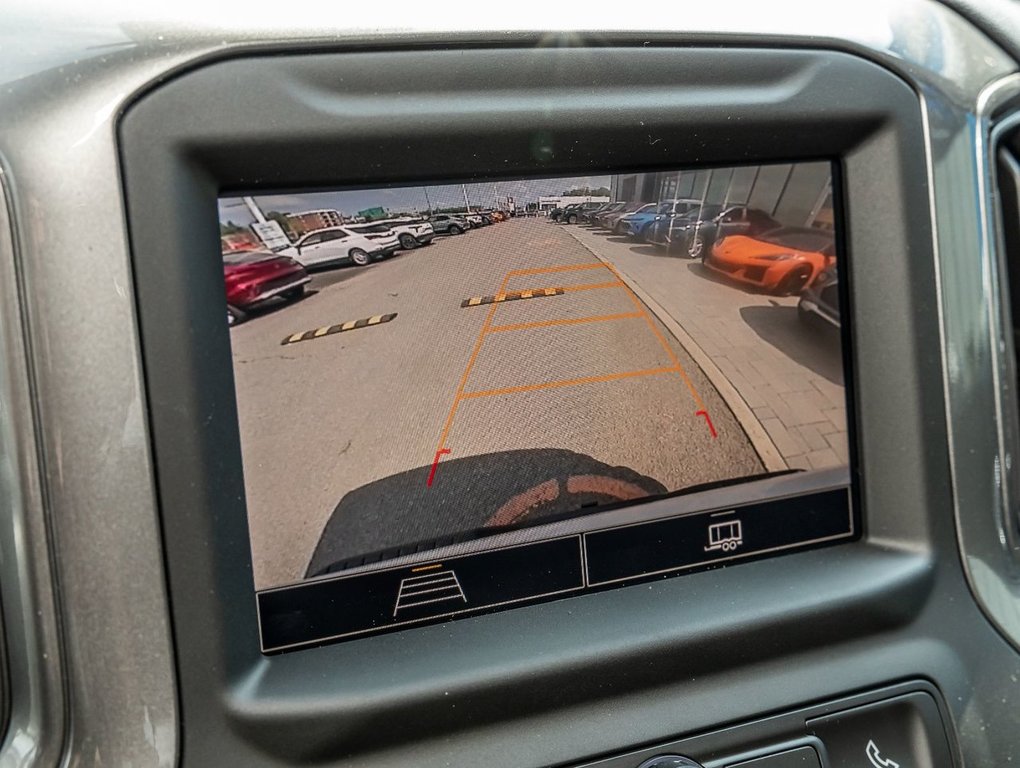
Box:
(551, 205), (581, 221)
(620, 198), (703, 239)
(560, 202), (605, 224)
(349, 219), (435, 250)
(552, 203), (582, 222)
(599, 202), (647, 231)
(578, 202), (615, 223)
(223, 250), (310, 326)
(428, 214), (470, 234)
(682, 206), (781, 259)
(489, 210), (508, 222)
(608, 202), (658, 234)
(290, 225), (399, 267)
(704, 226), (836, 295)
(586, 201), (626, 224)
(798, 266), (841, 328)
(574, 203), (603, 223)
(462, 213), (486, 228)
(644, 204), (725, 252)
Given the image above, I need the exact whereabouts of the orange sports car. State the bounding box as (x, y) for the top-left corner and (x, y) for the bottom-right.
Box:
(703, 226), (836, 295)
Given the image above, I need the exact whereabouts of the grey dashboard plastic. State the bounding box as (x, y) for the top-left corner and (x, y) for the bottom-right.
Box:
(116, 43), (1020, 767)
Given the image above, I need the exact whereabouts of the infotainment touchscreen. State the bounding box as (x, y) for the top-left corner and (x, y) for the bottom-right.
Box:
(219, 161), (856, 653)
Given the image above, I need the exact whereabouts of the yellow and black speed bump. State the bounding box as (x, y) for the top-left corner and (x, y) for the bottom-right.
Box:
(281, 313), (397, 345)
(461, 287), (564, 308)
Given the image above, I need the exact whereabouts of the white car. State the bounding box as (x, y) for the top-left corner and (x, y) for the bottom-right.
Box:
(289, 226), (399, 267)
(349, 219), (435, 250)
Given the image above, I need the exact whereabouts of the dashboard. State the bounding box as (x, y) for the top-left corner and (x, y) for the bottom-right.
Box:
(2, 1), (1020, 766)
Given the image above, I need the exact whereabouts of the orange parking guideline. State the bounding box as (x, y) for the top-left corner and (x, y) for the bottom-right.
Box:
(433, 256), (708, 465)
(436, 265), (624, 454)
(460, 366), (682, 400)
(601, 261), (708, 412)
(434, 272), (512, 451)
(507, 262), (610, 277)
(487, 311), (642, 334)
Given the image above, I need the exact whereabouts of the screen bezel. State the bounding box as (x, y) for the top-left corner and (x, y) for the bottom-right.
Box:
(120, 43), (938, 764)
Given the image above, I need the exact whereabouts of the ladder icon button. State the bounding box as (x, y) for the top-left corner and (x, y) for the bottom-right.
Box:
(393, 567), (468, 617)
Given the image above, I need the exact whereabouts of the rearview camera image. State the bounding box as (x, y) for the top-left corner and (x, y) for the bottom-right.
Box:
(220, 162), (850, 610)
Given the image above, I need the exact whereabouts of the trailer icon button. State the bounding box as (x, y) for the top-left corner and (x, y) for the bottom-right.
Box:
(705, 516), (743, 553)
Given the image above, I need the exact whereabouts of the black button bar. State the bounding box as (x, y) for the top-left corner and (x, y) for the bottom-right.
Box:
(258, 535), (584, 652)
(257, 487), (853, 652)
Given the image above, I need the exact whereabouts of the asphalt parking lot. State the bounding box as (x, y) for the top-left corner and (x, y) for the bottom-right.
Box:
(230, 218), (769, 590)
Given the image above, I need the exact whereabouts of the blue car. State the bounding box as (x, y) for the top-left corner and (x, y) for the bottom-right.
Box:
(644, 204), (726, 252)
(618, 198), (704, 239)
(610, 203), (656, 234)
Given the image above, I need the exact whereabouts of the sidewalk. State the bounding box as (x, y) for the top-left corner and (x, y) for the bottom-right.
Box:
(565, 225), (848, 472)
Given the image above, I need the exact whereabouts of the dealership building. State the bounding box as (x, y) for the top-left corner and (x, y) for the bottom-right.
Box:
(609, 163), (833, 229)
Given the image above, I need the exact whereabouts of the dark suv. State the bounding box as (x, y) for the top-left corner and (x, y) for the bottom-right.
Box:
(560, 202), (607, 224)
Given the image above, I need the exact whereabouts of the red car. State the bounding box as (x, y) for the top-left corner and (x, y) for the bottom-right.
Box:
(705, 226), (835, 295)
(224, 250), (310, 325)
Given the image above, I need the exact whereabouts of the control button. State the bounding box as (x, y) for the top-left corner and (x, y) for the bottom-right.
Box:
(257, 536), (584, 651)
(807, 692), (954, 768)
(727, 746), (822, 767)
(636, 757), (705, 768)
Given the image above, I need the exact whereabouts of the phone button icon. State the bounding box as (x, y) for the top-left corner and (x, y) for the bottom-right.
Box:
(806, 691), (954, 768)
(866, 740), (900, 768)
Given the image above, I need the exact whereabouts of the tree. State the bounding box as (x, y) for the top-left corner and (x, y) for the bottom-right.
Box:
(219, 220), (245, 235)
(561, 186), (610, 197)
(264, 211), (297, 241)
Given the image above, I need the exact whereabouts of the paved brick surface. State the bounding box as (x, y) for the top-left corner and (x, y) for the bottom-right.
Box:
(566, 224), (848, 471)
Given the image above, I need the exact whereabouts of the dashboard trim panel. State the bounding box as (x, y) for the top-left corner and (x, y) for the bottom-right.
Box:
(121, 45), (949, 766)
(0, 1), (1016, 765)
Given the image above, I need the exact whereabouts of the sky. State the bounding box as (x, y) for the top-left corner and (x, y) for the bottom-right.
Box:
(218, 175), (613, 225)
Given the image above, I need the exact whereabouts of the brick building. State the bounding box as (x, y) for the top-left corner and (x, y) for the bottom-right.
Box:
(285, 209), (345, 236)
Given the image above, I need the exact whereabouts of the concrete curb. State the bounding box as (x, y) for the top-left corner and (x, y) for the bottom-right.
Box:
(564, 228), (788, 473)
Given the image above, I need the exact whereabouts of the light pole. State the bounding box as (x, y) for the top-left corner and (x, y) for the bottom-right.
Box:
(667, 170), (682, 246)
(242, 196), (268, 224)
(422, 187), (433, 216)
(691, 169), (714, 256)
